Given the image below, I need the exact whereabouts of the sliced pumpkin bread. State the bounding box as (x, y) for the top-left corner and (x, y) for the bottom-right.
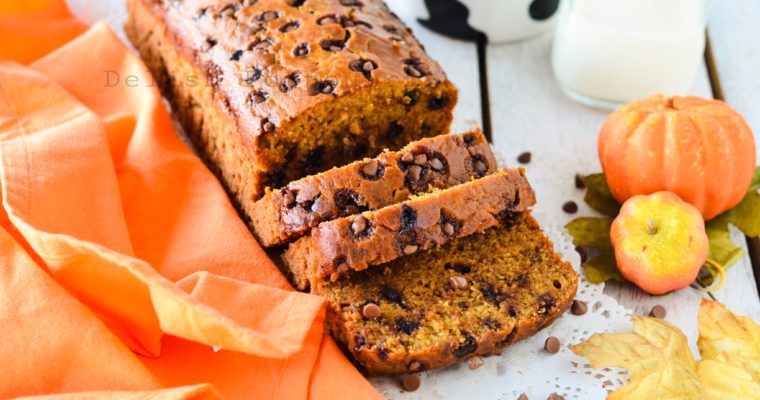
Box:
(314, 212), (578, 374)
(251, 128), (496, 247)
(283, 168), (536, 290)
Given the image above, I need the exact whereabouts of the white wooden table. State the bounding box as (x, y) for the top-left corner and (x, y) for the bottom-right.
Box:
(382, 0), (760, 396)
(68, 0), (760, 397)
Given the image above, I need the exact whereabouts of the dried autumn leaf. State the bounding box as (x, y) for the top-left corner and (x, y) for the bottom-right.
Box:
(582, 173), (621, 218)
(699, 353), (760, 399)
(698, 299), (760, 380)
(582, 250), (625, 284)
(565, 217), (613, 249)
(701, 215), (744, 286)
(725, 167), (760, 237)
(570, 315), (702, 399)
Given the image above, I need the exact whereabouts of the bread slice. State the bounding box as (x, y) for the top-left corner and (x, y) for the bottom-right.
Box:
(125, 0), (457, 205)
(283, 168), (536, 290)
(251, 129), (496, 247)
(315, 212), (577, 374)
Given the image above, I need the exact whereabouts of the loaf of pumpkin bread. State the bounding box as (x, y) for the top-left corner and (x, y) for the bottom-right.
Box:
(315, 212), (578, 374)
(283, 168), (537, 290)
(125, 0), (458, 218)
(251, 128), (496, 247)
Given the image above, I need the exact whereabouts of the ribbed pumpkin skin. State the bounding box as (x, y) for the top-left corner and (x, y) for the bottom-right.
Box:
(599, 95), (756, 220)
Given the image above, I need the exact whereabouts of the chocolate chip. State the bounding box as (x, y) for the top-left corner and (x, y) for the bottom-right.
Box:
(544, 336), (560, 354)
(249, 39), (273, 51)
(518, 393), (529, 400)
(317, 14), (337, 25)
(453, 335), (478, 358)
(400, 152), (414, 163)
(575, 173), (586, 189)
(243, 67), (263, 84)
(468, 356), (484, 370)
(562, 201), (578, 214)
(649, 305), (667, 319)
(413, 153), (427, 165)
(310, 80), (336, 95)
(360, 160), (385, 180)
(429, 158), (444, 171)
(350, 59), (378, 79)
(229, 49), (244, 61)
(407, 360), (422, 372)
(339, 0), (363, 6)
(450, 276), (468, 290)
(547, 394), (565, 400)
(320, 39), (345, 52)
(403, 244), (418, 255)
(471, 155), (488, 177)
(463, 132), (476, 146)
(403, 58), (430, 78)
(258, 10), (280, 22)
(249, 90), (268, 104)
(281, 189), (296, 208)
(403, 89), (420, 109)
(203, 37), (218, 51)
(401, 373), (420, 392)
(400, 205), (417, 231)
(261, 119), (275, 133)
(334, 189), (367, 217)
(517, 152), (532, 164)
(407, 165), (422, 181)
(292, 43), (310, 58)
(428, 96), (448, 110)
(278, 20), (300, 32)
(287, 0), (305, 6)
(538, 294), (556, 316)
(442, 222), (455, 236)
(280, 73), (300, 93)
(571, 300), (587, 315)
(351, 216), (368, 236)
(480, 283), (504, 306)
(575, 246), (588, 263)
(396, 318), (419, 334)
(361, 302), (381, 319)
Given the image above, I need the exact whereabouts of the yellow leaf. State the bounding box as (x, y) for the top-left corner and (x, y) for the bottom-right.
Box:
(570, 315), (703, 399)
(699, 353), (760, 400)
(698, 299), (760, 380)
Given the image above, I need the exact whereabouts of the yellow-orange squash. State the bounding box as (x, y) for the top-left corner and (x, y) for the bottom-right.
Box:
(599, 95), (756, 220)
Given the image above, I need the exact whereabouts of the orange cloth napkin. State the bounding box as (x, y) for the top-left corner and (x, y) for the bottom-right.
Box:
(0, 1), (381, 399)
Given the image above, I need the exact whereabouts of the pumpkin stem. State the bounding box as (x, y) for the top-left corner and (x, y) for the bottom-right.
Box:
(646, 219), (658, 235)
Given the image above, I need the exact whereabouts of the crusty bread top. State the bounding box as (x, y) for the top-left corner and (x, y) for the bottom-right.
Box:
(143, 0), (449, 135)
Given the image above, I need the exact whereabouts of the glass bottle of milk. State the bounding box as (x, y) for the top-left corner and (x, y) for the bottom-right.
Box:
(551, 0), (707, 110)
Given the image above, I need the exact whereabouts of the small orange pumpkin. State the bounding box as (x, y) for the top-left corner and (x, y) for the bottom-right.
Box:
(599, 95), (756, 220)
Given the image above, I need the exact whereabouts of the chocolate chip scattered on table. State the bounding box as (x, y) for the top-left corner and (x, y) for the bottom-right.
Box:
(401, 373), (421, 392)
(574, 173), (586, 189)
(649, 305), (667, 319)
(468, 356), (484, 370)
(562, 201), (578, 214)
(544, 336), (560, 354)
(571, 299), (587, 315)
(517, 151), (532, 164)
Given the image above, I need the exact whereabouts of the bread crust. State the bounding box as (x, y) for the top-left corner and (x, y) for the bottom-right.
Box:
(284, 168), (537, 290)
(251, 129), (497, 247)
(126, 0), (457, 201)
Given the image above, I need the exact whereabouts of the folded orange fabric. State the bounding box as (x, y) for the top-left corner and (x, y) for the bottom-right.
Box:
(0, 2), (381, 399)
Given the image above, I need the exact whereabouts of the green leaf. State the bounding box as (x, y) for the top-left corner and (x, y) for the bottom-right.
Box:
(565, 217), (613, 249)
(582, 174), (621, 218)
(582, 250), (626, 284)
(725, 167), (760, 237)
(701, 215), (744, 286)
